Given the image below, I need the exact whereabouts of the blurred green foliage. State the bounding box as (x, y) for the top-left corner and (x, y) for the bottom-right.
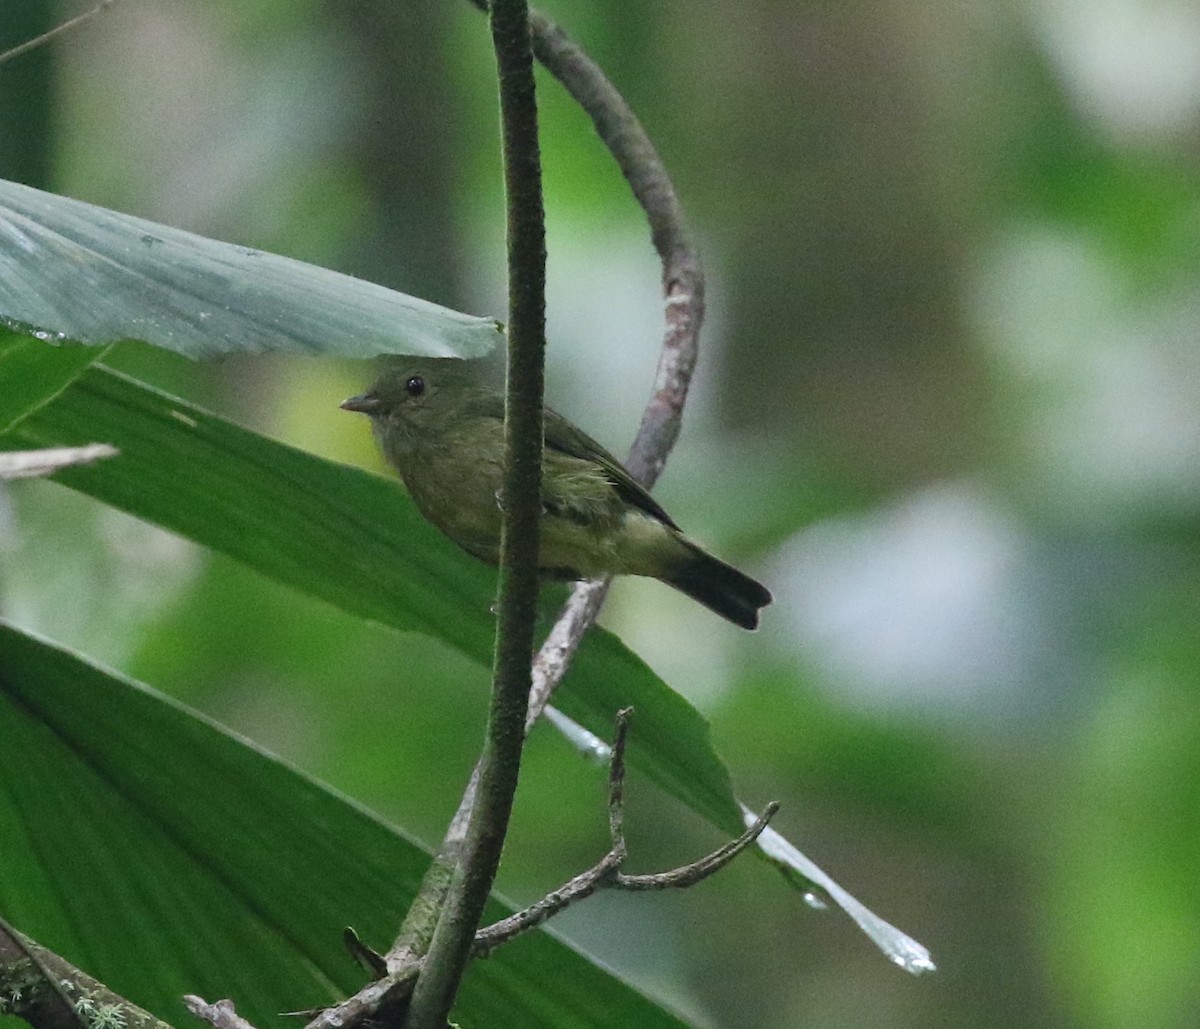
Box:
(4, 0), (1200, 1026)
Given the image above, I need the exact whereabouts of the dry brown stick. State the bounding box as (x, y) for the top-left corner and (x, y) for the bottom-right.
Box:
(303, 710), (774, 1029)
(472, 803), (777, 956)
(467, 0), (706, 729)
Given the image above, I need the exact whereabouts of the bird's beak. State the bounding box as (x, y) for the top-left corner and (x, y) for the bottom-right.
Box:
(340, 392), (380, 414)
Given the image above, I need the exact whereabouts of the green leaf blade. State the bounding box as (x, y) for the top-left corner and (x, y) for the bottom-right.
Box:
(1, 366), (935, 971)
(0, 622), (689, 1029)
(2, 366), (745, 837)
(0, 329), (106, 432)
(6, 365), (498, 651)
(0, 179), (502, 360)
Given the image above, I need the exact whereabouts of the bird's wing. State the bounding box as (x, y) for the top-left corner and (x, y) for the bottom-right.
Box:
(542, 405), (678, 529)
(460, 391), (677, 529)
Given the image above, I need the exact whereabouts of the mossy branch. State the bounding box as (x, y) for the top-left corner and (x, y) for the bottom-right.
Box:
(0, 920), (169, 1029)
(400, 0), (546, 1025)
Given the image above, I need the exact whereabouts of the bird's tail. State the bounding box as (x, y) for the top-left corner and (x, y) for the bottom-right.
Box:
(661, 540), (773, 630)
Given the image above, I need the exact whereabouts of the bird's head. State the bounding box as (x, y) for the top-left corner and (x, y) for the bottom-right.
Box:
(340, 358), (489, 458)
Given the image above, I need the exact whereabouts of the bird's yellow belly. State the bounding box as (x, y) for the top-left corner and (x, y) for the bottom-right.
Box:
(408, 448), (677, 580)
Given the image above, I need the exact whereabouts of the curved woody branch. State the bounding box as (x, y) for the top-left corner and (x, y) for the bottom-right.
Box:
(482, 0), (708, 766)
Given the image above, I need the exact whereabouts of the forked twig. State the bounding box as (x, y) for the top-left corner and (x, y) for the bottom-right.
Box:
(279, 712), (776, 1029)
(473, 709), (777, 955)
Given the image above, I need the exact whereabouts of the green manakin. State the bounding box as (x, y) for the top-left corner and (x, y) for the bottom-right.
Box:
(341, 359), (772, 629)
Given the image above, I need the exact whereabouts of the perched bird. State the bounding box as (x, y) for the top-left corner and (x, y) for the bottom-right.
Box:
(341, 359), (772, 629)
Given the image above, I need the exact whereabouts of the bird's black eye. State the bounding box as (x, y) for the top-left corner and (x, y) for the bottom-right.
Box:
(405, 376), (426, 397)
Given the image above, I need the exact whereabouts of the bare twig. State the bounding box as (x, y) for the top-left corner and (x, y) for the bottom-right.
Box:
(0, 444), (118, 480)
(457, 0), (706, 752)
(470, 850), (624, 957)
(184, 997), (259, 1029)
(471, 0), (708, 857)
(464, 0), (707, 703)
(300, 967), (420, 1029)
(523, 6), (704, 488)
(606, 706), (632, 847)
(613, 803), (779, 892)
(526, 577), (611, 725)
(472, 709), (776, 956)
(307, 713), (774, 1028)
(0, 1), (117, 67)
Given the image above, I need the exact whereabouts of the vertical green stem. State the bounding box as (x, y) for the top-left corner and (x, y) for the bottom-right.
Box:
(401, 0), (545, 1024)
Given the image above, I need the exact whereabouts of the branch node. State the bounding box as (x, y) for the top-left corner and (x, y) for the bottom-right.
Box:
(607, 706), (634, 845)
(342, 928), (388, 980)
(464, 720), (771, 959)
(184, 997), (258, 1029)
(614, 802), (779, 892)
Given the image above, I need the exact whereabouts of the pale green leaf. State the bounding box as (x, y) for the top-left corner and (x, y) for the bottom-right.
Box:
(0, 179), (502, 360)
